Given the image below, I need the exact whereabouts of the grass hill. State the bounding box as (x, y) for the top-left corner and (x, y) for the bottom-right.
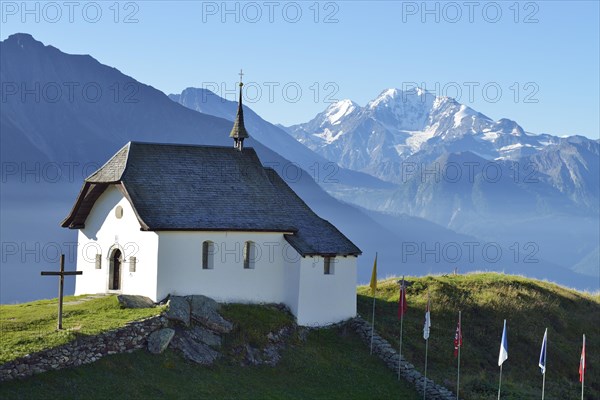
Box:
(1, 273), (597, 399)
(0, 297), (419, 399)
(357, 273), (599, 400)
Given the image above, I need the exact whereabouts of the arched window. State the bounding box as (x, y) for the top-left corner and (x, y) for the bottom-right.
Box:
(109, 248), (122, 290)
(243, 241), (255, 269)
(202, 241), (214, 270)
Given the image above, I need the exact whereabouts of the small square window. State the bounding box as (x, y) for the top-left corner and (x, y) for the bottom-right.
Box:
(129, 256), (137, 272)
(324, 257), (334, 275)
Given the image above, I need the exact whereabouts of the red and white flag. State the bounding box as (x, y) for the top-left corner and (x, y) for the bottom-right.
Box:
(579, 334), (586, 383)
(454, 314), (463, 358)
(398, 277), (408, 318)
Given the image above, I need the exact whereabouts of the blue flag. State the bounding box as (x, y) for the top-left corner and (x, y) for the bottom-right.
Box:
(498, 319), (508, 366)
(539, 328), (548, 374)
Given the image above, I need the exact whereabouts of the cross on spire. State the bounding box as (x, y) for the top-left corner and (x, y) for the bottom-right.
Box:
(229, 69), (250, 151)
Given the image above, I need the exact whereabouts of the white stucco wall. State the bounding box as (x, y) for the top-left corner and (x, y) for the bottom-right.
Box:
(157, 234), (357, 326)
(156, 232), (294, 303)
(75, 185), (159, 300)
(283, 252), (301, 317)
(295, 256), (358, 326)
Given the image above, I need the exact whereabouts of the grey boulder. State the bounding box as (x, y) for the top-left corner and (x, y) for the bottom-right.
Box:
(117, 295), (155, 309)
(188, 295), (232, 333)
(147, 328), (175, 354)
(171, 329), (220, 365)
(187, 325), (222, 348)
(166, 296), (191, 326)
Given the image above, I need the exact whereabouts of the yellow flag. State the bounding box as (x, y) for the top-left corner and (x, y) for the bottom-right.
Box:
(369, 253), (378, 295)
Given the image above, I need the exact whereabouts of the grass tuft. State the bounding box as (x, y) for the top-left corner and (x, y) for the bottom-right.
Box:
(220, 303), (294, 350)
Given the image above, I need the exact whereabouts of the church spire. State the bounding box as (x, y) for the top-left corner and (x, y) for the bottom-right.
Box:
(229, 69), (250, 151)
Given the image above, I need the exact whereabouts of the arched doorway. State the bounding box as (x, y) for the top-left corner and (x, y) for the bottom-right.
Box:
(109, 249), (122, 290)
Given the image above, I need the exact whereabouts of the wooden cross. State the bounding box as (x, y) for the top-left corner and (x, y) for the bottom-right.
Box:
(41, 254), (82, 330)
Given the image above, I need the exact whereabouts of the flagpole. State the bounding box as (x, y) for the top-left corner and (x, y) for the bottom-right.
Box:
(398, 309), (404, 380)
(497, 364), (503, 400)
(541, 370), (545, 400)
(457, 310), (461, 400)
(370, 293), (376, 354)
(423, 337), (429, 400)
(423, 291), (430, 400)
(369, 252), (378, 355)
(398, 277), (405, 380)
(581, 334), (585, 400)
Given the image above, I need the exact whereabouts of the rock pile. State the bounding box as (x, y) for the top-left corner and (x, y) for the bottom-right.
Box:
(161, 297), (298, 367)
(156, 295), (234, 365)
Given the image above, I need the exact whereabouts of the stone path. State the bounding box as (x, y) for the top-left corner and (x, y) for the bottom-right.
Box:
(349, 317), (455, 400)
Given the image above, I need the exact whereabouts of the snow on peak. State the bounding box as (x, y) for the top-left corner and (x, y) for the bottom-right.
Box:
(453, 105), (473, 127)
(368, 87), (435, 111)
(381, 88), (399, 98)
(368, 88), (400, 108)
(414, 87), (427, 96)
(404, 86), (428, 97)
(324, 99), (357, 125)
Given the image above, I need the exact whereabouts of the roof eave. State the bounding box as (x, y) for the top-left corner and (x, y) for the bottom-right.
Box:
(300, 251), (362, 257)
(60, 181), (149, 231)
(141, 227), (298, 234)
(60, 182), (92, 228)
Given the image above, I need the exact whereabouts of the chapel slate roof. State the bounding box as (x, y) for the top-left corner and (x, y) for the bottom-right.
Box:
(61, 142), (361, 257)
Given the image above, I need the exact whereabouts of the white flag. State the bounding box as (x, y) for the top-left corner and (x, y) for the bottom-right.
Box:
(423, 295), (431, 340)
(539, 328), (547, 374)
(498, 319), (508, 366)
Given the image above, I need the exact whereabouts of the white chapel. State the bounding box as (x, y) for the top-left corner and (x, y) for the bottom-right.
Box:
(61, 77), (361, 326)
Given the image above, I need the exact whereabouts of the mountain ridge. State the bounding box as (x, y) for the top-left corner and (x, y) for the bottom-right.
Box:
(284, 87), (586, 174)
(1, 33), (508, 303)
(1, 33), (597, 304)
(283, 87), (599, 282)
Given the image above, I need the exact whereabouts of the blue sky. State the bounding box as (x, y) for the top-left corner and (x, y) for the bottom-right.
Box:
(1, 1), (598, 138)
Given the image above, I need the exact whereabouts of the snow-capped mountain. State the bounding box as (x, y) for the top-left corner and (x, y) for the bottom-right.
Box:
(285, 88), (599, 278)
(286, 88), (564, 179)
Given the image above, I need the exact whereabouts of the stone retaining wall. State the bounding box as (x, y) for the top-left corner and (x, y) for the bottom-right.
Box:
(349, 317), (455, 400)
(0, 315), (167, 382)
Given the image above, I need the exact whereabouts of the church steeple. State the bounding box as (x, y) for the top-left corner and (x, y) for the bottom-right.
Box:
(229, 69), (250, 151)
